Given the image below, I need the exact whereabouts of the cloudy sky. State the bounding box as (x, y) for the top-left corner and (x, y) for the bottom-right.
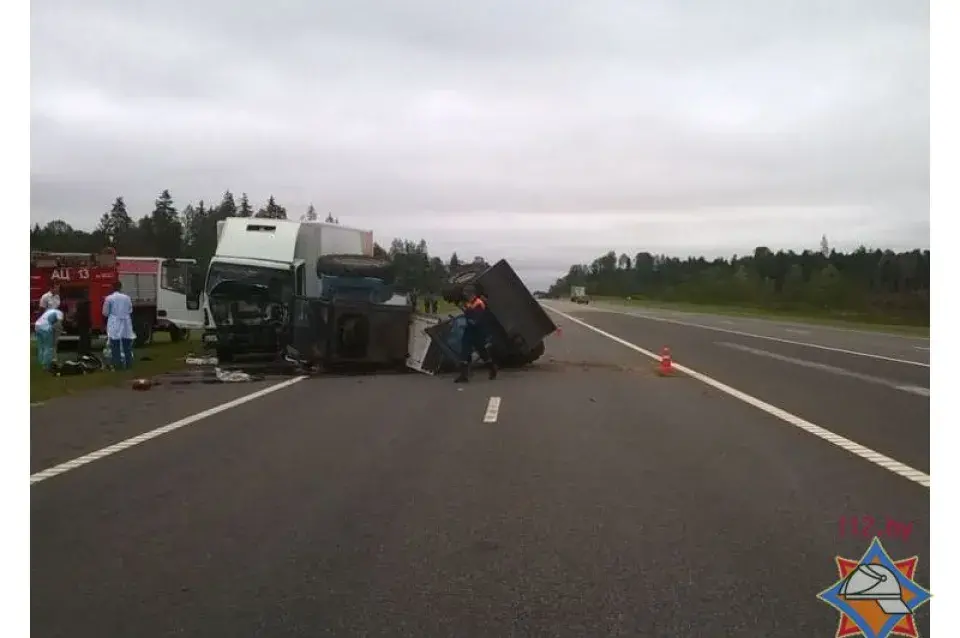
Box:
(31, 0), (928, 289)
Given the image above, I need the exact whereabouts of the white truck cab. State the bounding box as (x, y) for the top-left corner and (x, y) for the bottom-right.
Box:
(198, 218), (374, 360)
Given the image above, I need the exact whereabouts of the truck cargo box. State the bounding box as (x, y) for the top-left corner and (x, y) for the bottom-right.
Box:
(434, 259), (556, 367)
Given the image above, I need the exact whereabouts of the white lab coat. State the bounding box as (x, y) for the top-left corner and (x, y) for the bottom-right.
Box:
(102, 291), (136, 340)
(39, 291), (61, 310)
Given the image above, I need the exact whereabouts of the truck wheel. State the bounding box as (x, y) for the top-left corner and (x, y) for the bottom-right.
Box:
(134, 318), (153, 347)
(441, 265), (487, 303)
(169, 326), (184, 342)
(215, 347), (234, 364)
(316, 255), (396, 283)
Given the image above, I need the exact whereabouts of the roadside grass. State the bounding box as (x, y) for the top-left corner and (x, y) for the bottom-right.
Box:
(590, 296), (930, 337)
(30, 331), (207, 404)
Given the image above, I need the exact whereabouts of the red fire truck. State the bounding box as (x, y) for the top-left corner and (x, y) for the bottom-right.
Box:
(30, 248), (119, 338)
(30, 249), (204, 346)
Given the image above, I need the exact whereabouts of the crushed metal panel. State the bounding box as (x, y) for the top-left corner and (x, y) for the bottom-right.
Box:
(407, 314), (444, 375)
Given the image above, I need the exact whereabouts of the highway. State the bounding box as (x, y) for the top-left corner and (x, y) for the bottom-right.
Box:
(31, 302), (930, 637)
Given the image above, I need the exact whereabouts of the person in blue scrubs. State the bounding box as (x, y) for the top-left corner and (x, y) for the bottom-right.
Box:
(34, 308), (64, 369)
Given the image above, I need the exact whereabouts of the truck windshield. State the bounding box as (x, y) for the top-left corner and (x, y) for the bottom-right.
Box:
(205, 262), (292, 326)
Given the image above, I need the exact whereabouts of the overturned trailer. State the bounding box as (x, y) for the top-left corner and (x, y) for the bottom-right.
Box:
(282, 257), (556, 375)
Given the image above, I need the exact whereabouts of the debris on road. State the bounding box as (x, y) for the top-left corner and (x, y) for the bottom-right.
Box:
(184, 355), (218, 366)
(47, 354), (104, 377)
(214, 368), (257, 383)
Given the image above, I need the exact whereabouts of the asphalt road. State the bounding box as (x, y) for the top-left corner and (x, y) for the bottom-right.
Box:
(31, 306), (930, 637)
(585, 300), (930, 364)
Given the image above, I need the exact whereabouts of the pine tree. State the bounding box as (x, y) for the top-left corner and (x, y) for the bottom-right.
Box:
(238, 193), (254, 217)
(97, 196), (135, 248)
(149, 189), (183, 257)
(255, 196), (287, 219)
(218, 190), (237, 218)
(303, 203), (318, 221)
(180, 204), (197, 249)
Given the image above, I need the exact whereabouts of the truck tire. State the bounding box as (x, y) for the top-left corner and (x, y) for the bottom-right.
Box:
(169, 326), (185, 342)
(134, 316), (153, 347)
(441, 265), (488, 303)
(215, 347), (234, 364)
(316, 255), (395, 284)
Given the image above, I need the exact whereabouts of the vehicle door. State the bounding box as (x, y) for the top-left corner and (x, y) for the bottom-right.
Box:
(160, 259), (205, 329)
(288, 296), (329, 363)
(407, 314), (444, 375)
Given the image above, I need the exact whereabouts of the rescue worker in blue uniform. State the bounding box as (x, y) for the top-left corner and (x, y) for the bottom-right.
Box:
(455, 284), (498, 383)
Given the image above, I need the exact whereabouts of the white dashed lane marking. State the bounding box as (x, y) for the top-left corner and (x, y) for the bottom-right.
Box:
(717, 342), (929, 398)
(483, 397), (502, 423)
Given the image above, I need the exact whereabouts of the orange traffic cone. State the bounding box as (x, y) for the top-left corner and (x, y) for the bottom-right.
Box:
(657, 346), (674, 376)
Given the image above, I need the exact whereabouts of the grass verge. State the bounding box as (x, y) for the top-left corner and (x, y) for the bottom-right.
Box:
(30, 332), (207, 404)
(591, 297), (930, 337)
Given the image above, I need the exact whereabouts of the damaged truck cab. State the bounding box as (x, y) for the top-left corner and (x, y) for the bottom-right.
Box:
(200, 218), (375, 362)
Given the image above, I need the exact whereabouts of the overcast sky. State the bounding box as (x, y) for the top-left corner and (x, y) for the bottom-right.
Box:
(31, 0), (929, 289)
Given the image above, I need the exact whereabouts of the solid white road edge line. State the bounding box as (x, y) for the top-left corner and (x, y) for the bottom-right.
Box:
(599, 306), (929, 368)
(483, 397), (502, 423)
(716, 342), (930, 398)
(30, 376), (308, 485)
(543, 305), (930, 489)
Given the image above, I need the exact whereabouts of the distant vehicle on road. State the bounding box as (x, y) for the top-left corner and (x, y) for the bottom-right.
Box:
(570, 285), (590, 304)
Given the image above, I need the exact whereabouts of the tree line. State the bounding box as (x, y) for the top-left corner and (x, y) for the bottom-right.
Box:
(547, 236), (930, 325)
(30, 189), (484, 294)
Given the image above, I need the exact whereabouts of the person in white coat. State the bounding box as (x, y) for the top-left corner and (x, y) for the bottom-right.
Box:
(102, 280), (136, 369)
(39, 283), (61, 311)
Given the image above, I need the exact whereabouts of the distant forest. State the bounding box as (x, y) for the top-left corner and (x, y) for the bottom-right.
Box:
(546, 236), (929, 326)
(30, 190), (930, 326)
(29, 189), (487, 295)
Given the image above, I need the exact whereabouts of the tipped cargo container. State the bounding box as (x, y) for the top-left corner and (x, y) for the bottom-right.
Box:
(430, 259), (557, 369)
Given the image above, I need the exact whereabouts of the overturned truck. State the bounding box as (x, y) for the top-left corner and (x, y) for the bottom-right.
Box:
(279, 257), (557, 375)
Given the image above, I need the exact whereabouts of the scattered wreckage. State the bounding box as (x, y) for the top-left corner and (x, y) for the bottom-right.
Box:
(198, 256), (557, 379)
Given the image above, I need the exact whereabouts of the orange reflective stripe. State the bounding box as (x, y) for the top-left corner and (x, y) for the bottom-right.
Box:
(467, 298), (485, 310)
